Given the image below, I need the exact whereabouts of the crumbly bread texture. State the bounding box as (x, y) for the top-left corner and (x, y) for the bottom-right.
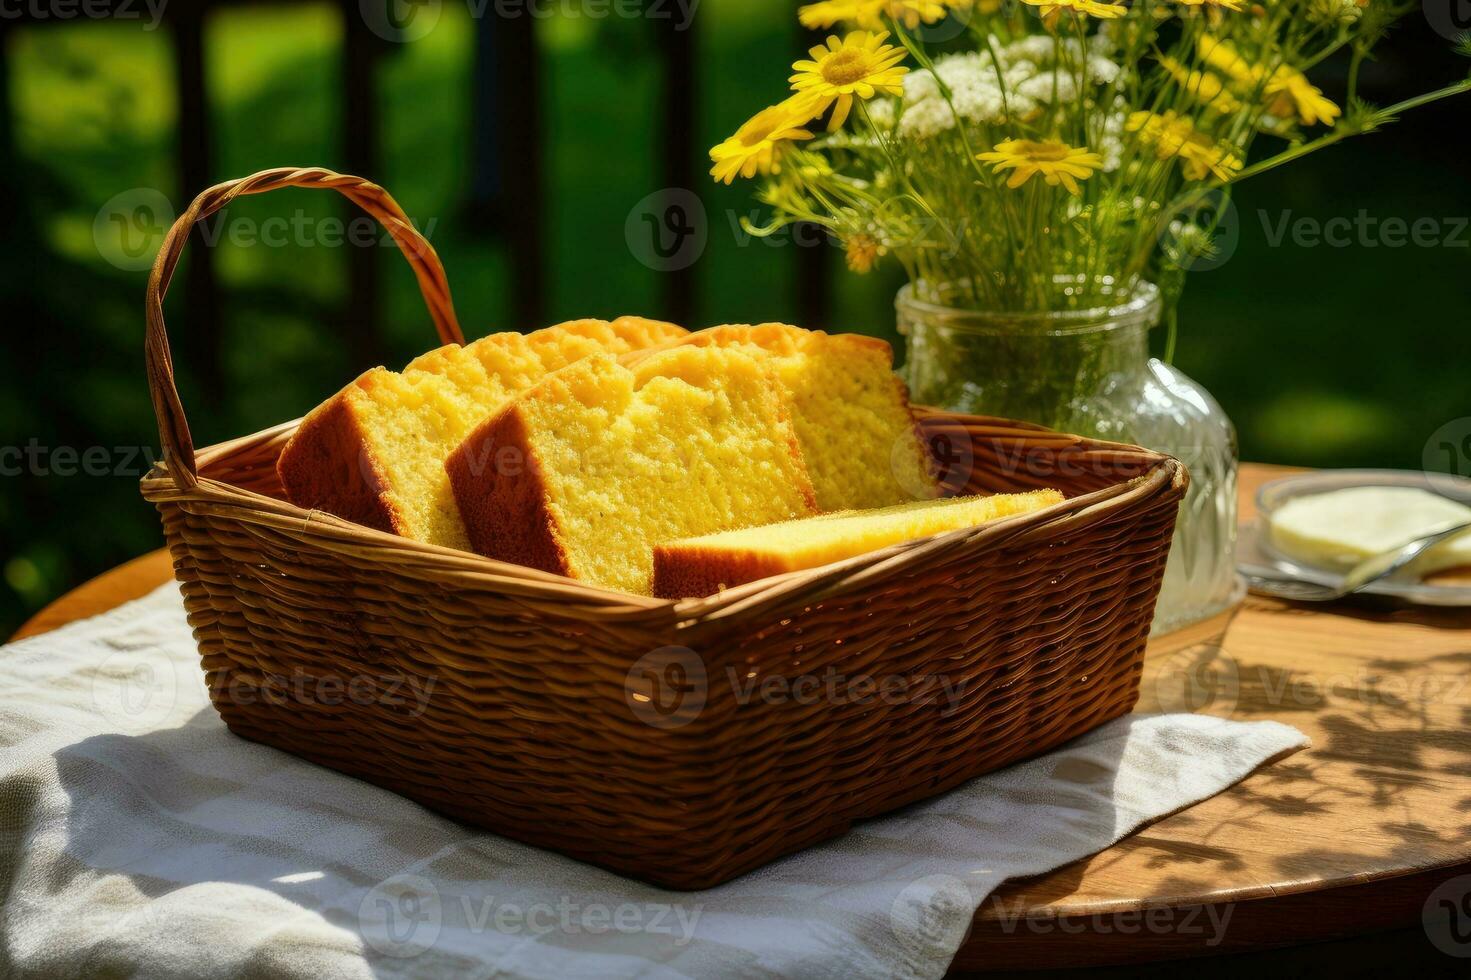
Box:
(652, 490), (1065, 599)
(626, 323), (940, 511)
(277, 317), (685, 551)
(445, 347), (819, 595)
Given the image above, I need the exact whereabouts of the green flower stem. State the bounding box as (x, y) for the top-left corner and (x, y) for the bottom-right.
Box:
(888, 18), (1029, 272)
(979, 31), (1013, 122)
(1346, 45), (1366, 101)
(1164, 75), (1471, 221)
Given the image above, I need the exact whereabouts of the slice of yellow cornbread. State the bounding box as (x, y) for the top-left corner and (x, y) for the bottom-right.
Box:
(627, 323), (940, 511)
(446, 347), (819, 595)
(277, 316), (685, 550)
(652, 489), (1065, 598)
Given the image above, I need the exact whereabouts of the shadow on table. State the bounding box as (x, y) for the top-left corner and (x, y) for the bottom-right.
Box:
(953, 924), (1465, 979)
(1133, 604), (1471, 890)
(962, 595), (1471, 971)
(1247, 595), (1471, 632)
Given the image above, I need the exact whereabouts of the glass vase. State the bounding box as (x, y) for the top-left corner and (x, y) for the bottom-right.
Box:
(898, 278), (1243, 635)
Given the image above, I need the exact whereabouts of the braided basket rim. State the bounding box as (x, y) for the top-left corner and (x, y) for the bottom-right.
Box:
(139, 413), (1186, 627)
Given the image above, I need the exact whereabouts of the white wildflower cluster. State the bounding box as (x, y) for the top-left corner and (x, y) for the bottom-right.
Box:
(864, 97), (898, 131)
(1097, 98), (1129, 172)
(897, 35), (1122, 140)
(897, 95), (956, 140)
(900, 53), (1026, 138)
(1015, 72), (1081, 104)
(996, 35), (1121, 85)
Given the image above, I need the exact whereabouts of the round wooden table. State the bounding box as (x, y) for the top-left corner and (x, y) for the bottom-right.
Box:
(14, 464), (1471, 971)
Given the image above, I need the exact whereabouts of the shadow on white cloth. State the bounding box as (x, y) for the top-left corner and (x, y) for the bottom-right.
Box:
(0, 585), (1307, 979)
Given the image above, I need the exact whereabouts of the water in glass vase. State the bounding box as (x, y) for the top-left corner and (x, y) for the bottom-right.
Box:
(898, 278), (1243, 634)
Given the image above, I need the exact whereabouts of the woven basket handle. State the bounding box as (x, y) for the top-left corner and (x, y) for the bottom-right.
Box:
(145, 166), (464, 489)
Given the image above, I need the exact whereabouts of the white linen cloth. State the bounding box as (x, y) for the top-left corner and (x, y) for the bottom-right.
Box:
(0, 585), (1306, 979)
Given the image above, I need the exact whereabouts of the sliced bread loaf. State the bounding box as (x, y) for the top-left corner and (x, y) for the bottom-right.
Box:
(653, 489), (1065, 598)
(445, 347), (819, 595)
(627, 323), (939, 511)
(276, 316), (685, 550)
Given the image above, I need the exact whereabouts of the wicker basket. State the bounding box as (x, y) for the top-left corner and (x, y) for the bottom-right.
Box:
(140, 168), (1188, 890)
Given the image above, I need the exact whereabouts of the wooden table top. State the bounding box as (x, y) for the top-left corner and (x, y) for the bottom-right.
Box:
(13, 463), (1471, 971)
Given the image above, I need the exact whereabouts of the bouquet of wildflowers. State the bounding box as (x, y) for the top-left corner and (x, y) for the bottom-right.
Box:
(709, 0), (1471, 315)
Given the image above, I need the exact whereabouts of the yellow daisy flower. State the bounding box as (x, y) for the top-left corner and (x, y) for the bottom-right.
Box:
(1177, 137), (1243, 181)
(1126, 111), (1243, 181)
(1195, 36), (1262, 86)
(709, 98), (818, 185)
(1021, 0), (1127, 29)
(935, 0), (1000, 13)
(791, 31), (909, 132)
(1127, 110), (1191, 155)
(1175, 0), (1245, 8)
(844, 233), (888, 273)
(1266, 68), (1341, 127)
(1196, 37), (1340, 128)
(799, 0), (956, 30)
(1158, 56), (1240, 114)
(888, 0), (955, 27)
(976, 138), (1104, 194)
(799, 0), (870, 28)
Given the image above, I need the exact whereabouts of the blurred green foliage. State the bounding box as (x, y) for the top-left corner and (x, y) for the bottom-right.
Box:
(0, 1), (1467, 634)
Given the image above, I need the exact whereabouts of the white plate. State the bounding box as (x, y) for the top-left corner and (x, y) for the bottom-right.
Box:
(1240, 469), (1471, 607)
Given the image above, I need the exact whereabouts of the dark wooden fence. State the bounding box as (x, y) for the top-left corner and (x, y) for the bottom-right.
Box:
(0, 1), (834, 392)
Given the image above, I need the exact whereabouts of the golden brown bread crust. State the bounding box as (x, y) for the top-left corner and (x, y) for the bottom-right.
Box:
(651, 544), (792, 599)
(702, 323), (895, 360)
(277, 317), (686, 543)
(774, 400), (820, 516)
(445, 405), (570, 574)
(610, 316), (687, 344)
(619, 322), (895, 366)
(276, 374), (405, 535)
(889, 368), (944, 493)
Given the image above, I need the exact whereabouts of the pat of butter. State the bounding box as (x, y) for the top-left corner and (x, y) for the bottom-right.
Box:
(1268, 486), (1471, 574)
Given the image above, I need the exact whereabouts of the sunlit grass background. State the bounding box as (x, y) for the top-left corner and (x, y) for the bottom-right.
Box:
(2, 0), (1467, 633)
